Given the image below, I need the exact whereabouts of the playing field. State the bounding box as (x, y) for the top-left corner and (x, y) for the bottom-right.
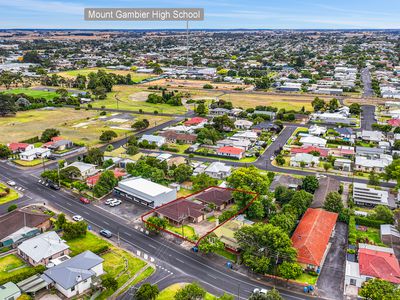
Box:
(2, 88), (60, 101)
(91, 85), (188, 114)
(57, 68), (153, 83)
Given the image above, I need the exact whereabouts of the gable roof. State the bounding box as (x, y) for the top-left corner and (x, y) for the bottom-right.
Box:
(43, 251), (103, 290)
(18, 231), (69, 263)
(291, 146), (328, 157)
(195, 187), (233, 206)
(358, 246), (400, 283)
(217, 146), (244, 155)
(291, 208), (338, 266)
(86, 169), (126, 185)
(7, 142), (30, 152)
(156, 200), (205, 223)
(0, 210), (51, 240)
(184, 117), (208, 126)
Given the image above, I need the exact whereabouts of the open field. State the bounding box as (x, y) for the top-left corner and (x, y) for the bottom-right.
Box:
(157, 283), (220, 300)
(142, 78), (252, 91)
(0, 108), (158, 146)
(0, 183), (19, 205)
(90, 85), (187, 114)
(57, 68), (153, 82)
(2, 88), (60, 100)
(0, 254), (33, 284)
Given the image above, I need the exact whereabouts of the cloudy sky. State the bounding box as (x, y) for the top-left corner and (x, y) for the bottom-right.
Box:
(0, 0), (399, 29)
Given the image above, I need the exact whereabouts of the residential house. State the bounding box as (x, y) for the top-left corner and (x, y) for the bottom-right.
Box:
(311, 110), (357, 125)
(380, 224), (400, 246)
(155, 200), (205, 225)
(334, 158), (352, 172)
(194, 187), (233, 211)
(291, 208), (338, 271)
(358, 130), (385, 143)
(231, 131), (258, 142)
(388, 118), (400, 127)
(7, 142), (34, 154)
(355, 146), (384, 158)
(0, 282), (21, 300)
(217, 139), (252, 151)
(251, 122), (281, 133)
(311, 177), (340, 208)
(86, 168), (126, 187)
(19, 147), (51, 161)
(18, 231), (70, 266)
(353, 183), (394, 208)
(64, 162), (98, 180)
(217, 146), (245, 159)
(114, 177), (176, 207)
(208, 108), (230, 116)
(329, 146), (355, 158)
(138, 134), (166, 147)
(308, 125), (327, 136)
(43, 251), (104, 298)
(184, 117), (208, 127)
(205, 162), (232, 179)
(299, 136), (327, 148)
(269, 174), (302, 191)
(234, 119), (253, 130)
(354, 155), (392, 173)
(291, 146), (328, 158)
(344, 244), (400, 291)
(335, 127), (354, 140)
(0, 210), (51, 247)
(213, 219), (247, 251)
(167, 156), (187, 167)
(159, 131), (197, 144)
(44, 139), (74, 152)
(252, 110), (276, 120)
(290, 153), (320, 168)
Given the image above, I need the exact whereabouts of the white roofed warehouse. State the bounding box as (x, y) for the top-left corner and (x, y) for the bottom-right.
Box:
(114, 177), (177, 207)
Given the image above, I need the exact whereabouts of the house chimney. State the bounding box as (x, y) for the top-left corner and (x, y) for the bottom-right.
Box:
(76, 275), (82, 283)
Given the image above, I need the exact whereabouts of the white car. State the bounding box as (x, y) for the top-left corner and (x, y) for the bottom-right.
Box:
(253, 288), (268, 295)
(109, 199), (122, 207)
(271, 136), (276, 142)
(72, 215), (84, 222)
(105, 198), (115, 205)
(7, 180), (16, 186)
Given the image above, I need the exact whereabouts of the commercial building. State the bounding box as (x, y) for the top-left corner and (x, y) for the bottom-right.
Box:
(114, 177), (177, 207)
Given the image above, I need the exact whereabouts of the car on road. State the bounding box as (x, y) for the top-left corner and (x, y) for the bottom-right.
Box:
(109, 199), (122, 207)
(253, 288), (268, 295)
(99, 229), (113, 238)
(72, 215), (83, 222)
(7, 180), (16, 186)
(270, 155), (275, 161)
(79, 197), (90, 204)
(271, 136), (276, 142)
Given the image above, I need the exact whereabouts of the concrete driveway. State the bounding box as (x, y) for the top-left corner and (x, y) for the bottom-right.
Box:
(317, 222), (348, 300)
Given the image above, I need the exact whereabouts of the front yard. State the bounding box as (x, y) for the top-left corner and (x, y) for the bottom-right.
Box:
(13, 159), (47, 167)
(0, 183), (19, 205)
(157, 283), (219, 300)
(296, 272), (318, 285)
(166, 224), (198, 242)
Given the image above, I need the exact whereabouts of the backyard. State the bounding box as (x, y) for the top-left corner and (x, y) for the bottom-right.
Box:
(166, 224), (198, 242)
(0, 183), (19, 205)
(0, 254), (37, 285)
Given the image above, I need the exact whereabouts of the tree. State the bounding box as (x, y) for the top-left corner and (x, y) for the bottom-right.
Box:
(275, 155), (285, 166)
(227, 166), (270, 195)
(196, 127), (222, 144)
(0, 94), (17, 116)
(8, 204), (17, 212)
(246, 199), (265, 220)
(22, 51), (42, 63)
(55, 213), (67, 229)
(359, 278), (400, 300)
(198, 235), (224, 254)
(173, 164), (193, 183)
(311, 97), (325, 112)
(93, 170), (118, 198)
(41, 170), (60, 184)
(371, 205), (394, 224)
(59, 166), (81, 181)
(174, 282), (206, 300)
(192, 173), (218, 191)
(274, 186), (295, 205)
(126, 145), (139, 155)
(135, 283), (159, 300)
(278, 261), (303, 280)
(269, 213), (296, 234)
(290, 190), (313, 216)
(328, 98), (339, 111)
(102, 275), (118, 291)
(195, 102), (207, 116)
(368, 171), (380, 186)
(216, 293), (234, 300)
(0, 144), (11, 158)
(349, 103), (361, 115)
(145, 216), (168, 233)
(84, 148), (104, 165)
(99, 130), (117, 143)
(63, 221), (87, 240)
(248, 288), (284, 300)
(323, 162), (332, 172)
(40, 128), (60, 142)
(213, 114), (235, 131)
(301, 176), (319, 194)
(132, 119), (149, 130)
(323, 191), (343, 213)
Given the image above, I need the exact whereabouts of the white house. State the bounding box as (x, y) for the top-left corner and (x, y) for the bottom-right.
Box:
(308, 125), (327, 136)
(354, 155), (392, 173)
(64, 162), (98, 179)
(43, 251), (104, 298)
(231, 131), (258, 142)
(205, 162), (232, 179)
(19, 147), (51, 161)
(358, 130), (385, 143)
(138, 135), (166, 147)
(352, 182), (392, 207)
(290, 153), (320, 168)
(299, 136), (327, 148)
(234, 119), (253, 130)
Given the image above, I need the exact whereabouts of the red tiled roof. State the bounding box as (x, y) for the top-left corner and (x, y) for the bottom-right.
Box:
(156, 200), (205, 223)
(43, 137), (65, 148)
(217, 146), (244, 155)
(291, 208), (338, 267)
(291, 146), (329, 157)
(184, 117), (208, 126)
(7, 142), (30, 152)
(195, 187), (232, 206)
(86, 169), (126, 185)
(388, 119), (400, 127)
(359, 248), (400, 284)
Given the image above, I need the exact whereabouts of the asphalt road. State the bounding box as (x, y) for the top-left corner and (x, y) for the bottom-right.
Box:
(361, 68), (374, 98)
(360, 105), (376, 131)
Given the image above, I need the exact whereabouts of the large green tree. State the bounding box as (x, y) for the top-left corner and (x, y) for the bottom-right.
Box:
(93, 170), (118, 198)
(227, 166), (270, 195)
(135, 283), (159, 300)
(174, 282), (206, 300)
(84, 148), (104, 165)
(277, 261), (303, 280)
(359, 278), (400, 300)
(0, 94), (17, 116)
(192, 173), (218, 191)
(40, 128), (60, 142)
(0, 144), (11, 158)
(323, 192), (344, 214)
(301, 176), (319, 194)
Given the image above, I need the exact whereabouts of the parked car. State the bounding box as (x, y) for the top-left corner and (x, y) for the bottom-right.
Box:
(99, 229), (113, 238)
(109, 199), (122, 207)
(105, 198), (115, 205)
(79, 197), (90, 204)
(7, 180), (16, 186)
(252, 288), (268, 295)
(72, 215), (83, 222)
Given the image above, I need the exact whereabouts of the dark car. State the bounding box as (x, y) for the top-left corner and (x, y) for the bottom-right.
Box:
(99, 229), (112, 238)
(48, 181), (60, 190)
(79, 197), (90, 204)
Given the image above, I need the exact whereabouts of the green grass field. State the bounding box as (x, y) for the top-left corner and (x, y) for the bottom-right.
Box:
(166, 224), (197, 241)
(13, 159), (47, 167)
(157, 283), (222, 300)
(0, 254), (32, 283)
(57, 68), (153, 82)
(0, 183), (19, 205)
(2, 88), (60, 100)
(297, 272), (318, 285)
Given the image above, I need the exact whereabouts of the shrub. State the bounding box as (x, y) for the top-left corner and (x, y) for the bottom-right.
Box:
(0, 265), (45, 286)
(8, 204), (17, 212)
(354, 216), (386, 229)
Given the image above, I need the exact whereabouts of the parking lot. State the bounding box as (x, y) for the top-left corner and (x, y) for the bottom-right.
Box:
(95, 195), (150, 223)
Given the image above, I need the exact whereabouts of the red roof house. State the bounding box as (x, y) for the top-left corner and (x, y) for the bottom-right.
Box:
(184, 117), (208, 126)
(7, 143), (33, 153)
(291, 146), (329, 157)
(42, 136), (65, 148)
(358, 247), (400, 284)
(217, 146), (245, 159)
(388, 119), (400, 127)
(291, 208), (338, 269)
(86, 169), (127, 186)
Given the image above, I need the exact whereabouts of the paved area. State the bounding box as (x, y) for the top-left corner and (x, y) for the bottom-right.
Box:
(95, 196), (149, 223)
(361, 68), (374, 97)
(317, 222), (348, 300)
(361, 105), (375, 131)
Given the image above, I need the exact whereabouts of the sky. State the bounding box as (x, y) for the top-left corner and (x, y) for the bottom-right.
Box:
(0, 0), (400, 29)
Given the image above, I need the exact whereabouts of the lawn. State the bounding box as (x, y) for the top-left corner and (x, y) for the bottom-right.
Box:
(157, 283), (219, 300)
(354, 227), (385, 246)
(67, 232), (148, 300)
(0, 183), (19, 205)
(90, 85), (187, 114)
(13, 159), (47, 167)
(0, 254), (32, 283)
(2, 88), (59, 101)
(57, 68), (153, 83)
(166, 224), (197, 241)
(0, 108), (134, 146)
(214, 248), (237, 263)
(296, 272), (318, 285)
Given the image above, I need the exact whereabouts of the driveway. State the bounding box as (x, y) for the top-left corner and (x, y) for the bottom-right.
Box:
(317, 222), (348, 300)
(361, 105), (375, 131)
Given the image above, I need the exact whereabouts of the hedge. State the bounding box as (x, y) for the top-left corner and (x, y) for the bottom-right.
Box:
(0, 265), (45, 286)
(354, 216), (386, 229)
(348, 216), (357, 245)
